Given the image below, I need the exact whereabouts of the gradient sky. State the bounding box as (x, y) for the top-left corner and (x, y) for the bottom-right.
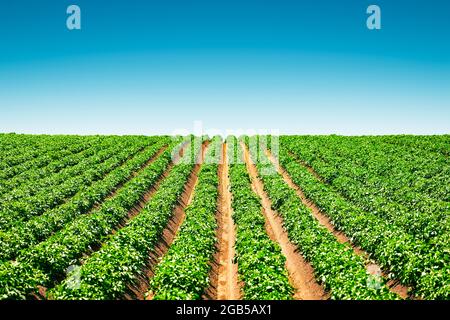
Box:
(0, 0), (449, 135)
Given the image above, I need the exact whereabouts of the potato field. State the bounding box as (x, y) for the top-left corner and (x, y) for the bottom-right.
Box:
(0, 134), (448, 300)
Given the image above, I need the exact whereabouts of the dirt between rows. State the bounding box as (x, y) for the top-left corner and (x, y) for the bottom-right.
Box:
(81, 145), (180, 258)
(206, 143), (242, 300)
(92, 144), (169, 211)
(130, 141), (210, 300)
(34, 144), (172, 300)
(241, 142), (328, 300)
(271, 149), (410, 299)
(38, 139), (410, 300)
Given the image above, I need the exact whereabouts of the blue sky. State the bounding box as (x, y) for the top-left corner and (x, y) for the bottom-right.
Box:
(0, 0), (449, 135)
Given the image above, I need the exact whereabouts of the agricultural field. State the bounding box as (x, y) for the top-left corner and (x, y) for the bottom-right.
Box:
(0, 133), (448, 300)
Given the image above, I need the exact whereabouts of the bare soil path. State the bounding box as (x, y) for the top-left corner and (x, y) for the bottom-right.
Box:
(141, 141), (210, 300)
(86, 144), (183, 247)
(268, 148), (410, 299)
(34, 144), (175, 300)
(241, 142), (328, 300)
(92, 145), (168, 211)
(212, 142), (241, 300)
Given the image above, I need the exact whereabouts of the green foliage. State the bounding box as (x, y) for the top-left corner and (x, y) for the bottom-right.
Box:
(278, 136), (449, 299)
(150, 136), (221, 300)
(0, 138), (169, 262)
(0, 137), (182, 299)
(0, 133), (447, 300)
(0, 137), (159, 231)
(243, 136), (398, 300)
(228, 136), (293, 300)
(50, 136), (204, 299)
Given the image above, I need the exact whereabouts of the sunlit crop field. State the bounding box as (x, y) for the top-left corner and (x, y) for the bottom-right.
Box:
(0, 134), (448, 300)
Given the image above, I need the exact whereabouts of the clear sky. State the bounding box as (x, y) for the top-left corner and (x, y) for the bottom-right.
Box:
(0, 0), (449, 135)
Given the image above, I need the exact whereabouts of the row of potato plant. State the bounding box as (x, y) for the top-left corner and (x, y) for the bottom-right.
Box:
(0, 138), (169, 261)
(0, 137), (184, 299)
(243, 136), (397, 300)
(275, 138), (448, 299)
(51, 136), (205, 299)
(227, 136), (293, 300)
(149, 136), (221, 299)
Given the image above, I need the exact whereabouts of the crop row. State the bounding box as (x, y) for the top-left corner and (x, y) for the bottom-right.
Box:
(149, 136), (221, 299)
(276, 144), (449, 299)
(0, 137), (144, 203)
(285, 136), (448, 206)
(227, 136), (293, 300)
(285, 144), (448, 247)
(282, 136), (448, 205)
(0, 136), (157, 197)
(50, 136), (205, 299)
(0, 140), (150, 231)
(0, 137), (184, 300)
(0, 138), (170, 262)
(243, 136), (397, 300)
(281, 136), (449, 242)
(0, 135), (96, 171)
(0, 136), (102, 181)
(380, 135), (450, 157)
(0, 134), (46, 156)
